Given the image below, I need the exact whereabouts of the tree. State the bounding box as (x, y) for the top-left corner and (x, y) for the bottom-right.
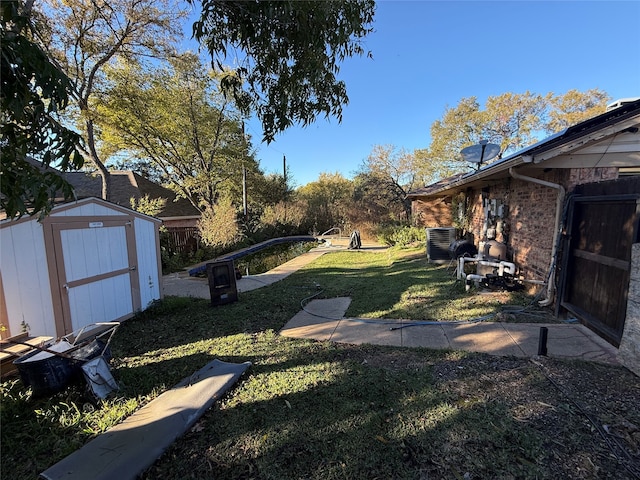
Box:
(98, 53), (259, 212)
(426, 92), (549, 172)
(191, 0), (376, 142)
(35, 0), (185, 200)
(130, 194), (166, 217)
(4, 0), (374, 216)
(1, 0), (83, 219)
(258, 200), (307, 238)
(545, 89), (610, 133)
(297, 172), (354, 234)
(355, 145), (423, 221)
(424, 89), (611, 173)
(482, 91), (549, 154)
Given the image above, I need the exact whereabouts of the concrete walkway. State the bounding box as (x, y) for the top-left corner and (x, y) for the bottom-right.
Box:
(162, 237), (385, 298)
(280, 297), (620, 365)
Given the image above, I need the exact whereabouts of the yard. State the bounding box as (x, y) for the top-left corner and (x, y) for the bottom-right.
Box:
(1, 246), (639, 479)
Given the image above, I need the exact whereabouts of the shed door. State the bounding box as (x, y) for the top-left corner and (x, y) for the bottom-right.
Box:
(559, 193), (640, 346)
(49, 217), (140, 335)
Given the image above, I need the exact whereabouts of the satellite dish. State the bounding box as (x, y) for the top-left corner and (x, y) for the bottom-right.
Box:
(460, 140), (500, 167)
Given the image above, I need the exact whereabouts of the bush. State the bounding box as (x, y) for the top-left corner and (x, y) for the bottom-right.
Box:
(198, 198), (241, 248)
(376, 224), (425, 247)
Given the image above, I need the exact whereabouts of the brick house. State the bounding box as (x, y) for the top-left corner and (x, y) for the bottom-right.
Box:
(408, 99), (640, 373)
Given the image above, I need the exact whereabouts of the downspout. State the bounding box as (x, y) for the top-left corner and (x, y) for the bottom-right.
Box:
(508, 167), (565, 307)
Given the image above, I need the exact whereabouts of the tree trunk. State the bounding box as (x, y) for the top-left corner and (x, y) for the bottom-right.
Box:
(97, 163), (111, 201)
(84, 117), (111, 200)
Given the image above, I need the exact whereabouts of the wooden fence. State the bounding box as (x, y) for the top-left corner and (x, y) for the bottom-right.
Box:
(164, 227), (200, 255)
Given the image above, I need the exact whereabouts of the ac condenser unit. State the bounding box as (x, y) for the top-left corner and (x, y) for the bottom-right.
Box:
(426, 227), (456, 263)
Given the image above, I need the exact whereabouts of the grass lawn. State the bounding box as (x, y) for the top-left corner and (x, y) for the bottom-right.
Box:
(1, 246), (639, 479)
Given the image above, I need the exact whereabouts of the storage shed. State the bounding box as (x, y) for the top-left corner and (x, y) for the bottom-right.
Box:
(0, 197), (162, 339)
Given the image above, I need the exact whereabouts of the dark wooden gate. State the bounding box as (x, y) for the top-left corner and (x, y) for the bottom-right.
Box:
(558, 177), (640, 346)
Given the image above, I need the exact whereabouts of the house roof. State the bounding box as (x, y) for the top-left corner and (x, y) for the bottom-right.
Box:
(408, 98), (640, 198)
(64, 171), (201, 219)
(4, 159), (200, 221)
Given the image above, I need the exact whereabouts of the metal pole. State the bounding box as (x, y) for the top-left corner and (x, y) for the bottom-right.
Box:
(242, 166), (247, 218)
(283, 155), (287, 223)
(538, 326), (548, 356)
(242, 122), (248, 219)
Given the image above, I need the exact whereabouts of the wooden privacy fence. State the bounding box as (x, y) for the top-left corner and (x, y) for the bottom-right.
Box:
(558, 176), (640, 347)
(164, 227), (200, 255)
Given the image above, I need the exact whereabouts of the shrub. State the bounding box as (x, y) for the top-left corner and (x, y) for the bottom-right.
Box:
(198, 198), (241, 248)
(376, 224), (425, 247)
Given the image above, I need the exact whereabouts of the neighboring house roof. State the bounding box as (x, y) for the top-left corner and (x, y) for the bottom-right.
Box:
(408, 98), (640, 198)
(8, 159), (201, 220)
(64, 171), (201, 219)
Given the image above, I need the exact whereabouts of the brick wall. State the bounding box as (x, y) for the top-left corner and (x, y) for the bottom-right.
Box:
(411, 197), (453, 228)
(411, 167), (621, 293)
(508, 170), (563, 282)
(566, 167), (619, 191)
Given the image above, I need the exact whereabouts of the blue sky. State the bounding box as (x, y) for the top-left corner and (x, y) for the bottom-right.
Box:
(241, 0), (640, 188)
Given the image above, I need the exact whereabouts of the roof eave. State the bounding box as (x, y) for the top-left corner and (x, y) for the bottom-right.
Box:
(409, 101), (640, 198)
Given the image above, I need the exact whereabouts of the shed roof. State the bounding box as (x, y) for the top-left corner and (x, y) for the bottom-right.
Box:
(408, 98), (640, 198)
(0, 196), (162, 228)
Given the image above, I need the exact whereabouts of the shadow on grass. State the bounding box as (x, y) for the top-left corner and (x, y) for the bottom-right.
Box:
(140, 342), (639, 480)
(0, 250), (570, 480)
(140, 344), (549, 480)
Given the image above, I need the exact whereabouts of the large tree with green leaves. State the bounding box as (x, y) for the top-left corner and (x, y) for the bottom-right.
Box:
(354, 145), (425, 222)
(425, 89), (611, 173)
(427, 91), (549, 172)
(297, 172), (354, 234)
(191, 0), (376, 142)
(545, 88), (611, 132)
(99, 53), (258, 212)
(1, 0), (83, 219)
(35, 0), (185, 200)
(3, 0), (375, 218)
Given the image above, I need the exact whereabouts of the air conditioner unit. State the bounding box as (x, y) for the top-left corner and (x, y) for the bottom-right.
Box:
(426, 227), (456, 264)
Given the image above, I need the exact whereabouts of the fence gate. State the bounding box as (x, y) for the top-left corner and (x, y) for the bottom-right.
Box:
(558, 178), (640, 347)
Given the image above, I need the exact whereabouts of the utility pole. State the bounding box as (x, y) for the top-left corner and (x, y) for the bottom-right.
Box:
(242, 123), (248, 219)
(242, 165), (247, 218)
(283, 155), (287, 224)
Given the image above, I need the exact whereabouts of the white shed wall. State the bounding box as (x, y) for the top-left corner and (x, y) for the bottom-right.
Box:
(50, 202), (127, 217)
(1, 198), (162, 338)
(135, 217), (162, 309)
(0, 220), (56, 337)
